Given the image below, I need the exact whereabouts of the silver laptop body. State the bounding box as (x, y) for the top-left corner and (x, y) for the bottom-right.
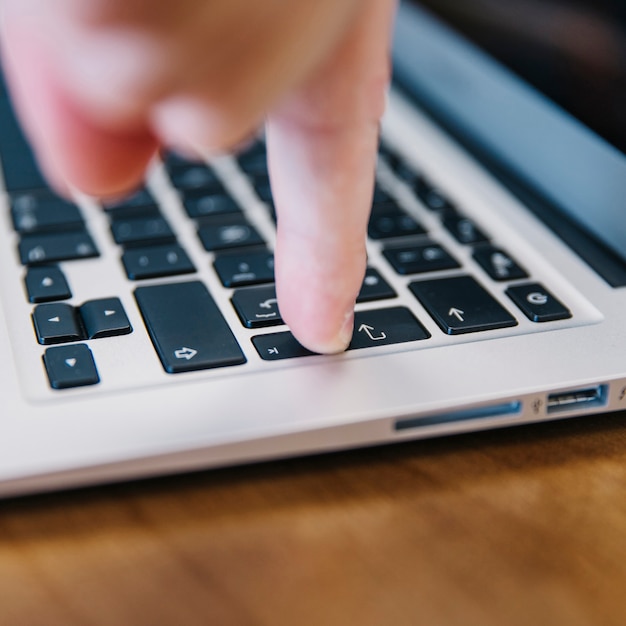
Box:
(1, 1), (625, 497)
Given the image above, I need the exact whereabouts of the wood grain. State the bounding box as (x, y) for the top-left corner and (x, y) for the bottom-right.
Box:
(2, 412), (626, 626)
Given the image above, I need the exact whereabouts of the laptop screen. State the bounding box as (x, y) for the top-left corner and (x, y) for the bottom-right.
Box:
(394, 1), (626, 275)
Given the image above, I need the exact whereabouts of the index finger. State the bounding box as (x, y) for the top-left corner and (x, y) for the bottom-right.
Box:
(268, 0), (396, 354)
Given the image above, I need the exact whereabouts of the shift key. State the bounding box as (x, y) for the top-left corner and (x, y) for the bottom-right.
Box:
(134, 281), (246, 373)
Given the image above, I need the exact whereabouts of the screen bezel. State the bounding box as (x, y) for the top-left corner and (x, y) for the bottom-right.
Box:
(392, 1), (626, 272)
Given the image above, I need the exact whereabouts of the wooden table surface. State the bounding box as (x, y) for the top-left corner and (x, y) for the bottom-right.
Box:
(2, 412), (626, 626)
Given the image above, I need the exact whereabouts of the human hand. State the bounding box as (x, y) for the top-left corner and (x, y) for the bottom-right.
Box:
(0, 0), (396, 353)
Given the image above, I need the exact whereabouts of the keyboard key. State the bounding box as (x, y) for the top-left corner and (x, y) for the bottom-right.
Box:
(0, 97), (48, 192)
(103, 188), (159, 217)
(19, 231), (99, 265)
(506, 283), (572, 322)
(253, 306), (430, 360)
(167, 163), (222, 192)
(443, 211), (489, 245)
(415, 177), (455, 212)
(237, 150), (268, 177)
(79, 298), (133, 339)
(11, 193), (84, 233)
(409, 275), (518, 335)
(231, 284), (282, 328)
(135, 281), (246, 373)
(24, 266), (72, 303)
(43, 344), (100, 389)
(383, 242), (460, 275)
(32, 303), (84, 345)
(385, 153), (419, 184)
(253, 177), (273, 203)
(213, 251), (275, 287)
(182, 192), (242, 219)
(348, 307), (430, 349)
(161, 151), (205, 169)
(473, 245), (529, 281)
(368, 205), (426, 240)
(372, 186), (394, 205)
(252, 332), (315, 361)
(122, 244), (196, 280)
(357, 268), (396, 303)
(197, 216), (265, 251)
(111, 215), (176, 247)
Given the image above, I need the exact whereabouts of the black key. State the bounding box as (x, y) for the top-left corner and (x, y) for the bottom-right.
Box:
(383, 242), (460, 275)
(506, 283), (572, 322)
(237, 150), (268, 176)
(182, 192), (242, 219)
(368, 205), (426, 240)
(231, 284), (282, 328)
(253, 306), (430, 361)
(19, 231), (99, 265)
(11, 193), (84, 233)
(415, 177), (455, 212)
(122, 244), (196, 280)
(473, 245), (529, 281)
(213, 251), (275, 287)
(197, 216), (265, 251)
(103, 188), (159, 217)
(443, 212), (489, 245)
(32, 303), (84, 345)
(409, 275), (517, 335)
(357, 268), (396, 303)
(386, 154), (418, 184)
(349, 307), (430, 349)
(161, 151), (205, 169)
(110, 215), (176, 247)
(253, 177), (273, 203)
(43, 344), (100, 389)
(167, 163), (222, 192)
(0, 98), (48, 192)
(79, 297), (132, 339)
(252, 332), (315, 361)
(372, 186), (393, 205)
(134, 281), (246, 373)
(24, 266), (72, 303)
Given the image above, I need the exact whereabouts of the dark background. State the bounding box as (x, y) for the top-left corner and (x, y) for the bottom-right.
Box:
(412, 0), (626, 153)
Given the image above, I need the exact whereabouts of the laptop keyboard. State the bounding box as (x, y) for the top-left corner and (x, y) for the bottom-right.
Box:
(0, 89), (582, 393)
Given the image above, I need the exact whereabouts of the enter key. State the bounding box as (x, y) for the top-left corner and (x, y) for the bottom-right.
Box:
(348, 307), (430, 350)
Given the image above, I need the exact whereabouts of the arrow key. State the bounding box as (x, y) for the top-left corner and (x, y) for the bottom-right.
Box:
(410, 275), (518, 335)
(32, 302), (84, 345)
(44, 344), (100, 389)
(79, 297), (133, 339)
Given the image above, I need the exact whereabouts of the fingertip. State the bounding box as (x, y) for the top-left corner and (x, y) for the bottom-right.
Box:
(2, 30), (157, 198)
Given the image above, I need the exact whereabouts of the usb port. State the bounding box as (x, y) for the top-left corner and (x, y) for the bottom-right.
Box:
(547, 385), (608, 414)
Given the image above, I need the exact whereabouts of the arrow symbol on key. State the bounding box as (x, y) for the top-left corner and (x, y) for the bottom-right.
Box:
(174, 347), (198, 360)
(358, 324), (387, 341)
(104, 310), (116, 317)
(448, 307), (465, 322)
(48, 316), (61, 323)
(65, 358), (77, 368)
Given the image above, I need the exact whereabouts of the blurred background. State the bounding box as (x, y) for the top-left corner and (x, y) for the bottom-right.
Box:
(412, 0), (626, 153)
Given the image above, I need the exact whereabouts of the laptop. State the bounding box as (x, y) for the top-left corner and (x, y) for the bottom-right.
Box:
(1, 0), (625, 497)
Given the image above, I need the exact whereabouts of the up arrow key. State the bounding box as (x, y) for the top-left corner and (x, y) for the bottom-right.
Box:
(448, 307), (465, 322)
